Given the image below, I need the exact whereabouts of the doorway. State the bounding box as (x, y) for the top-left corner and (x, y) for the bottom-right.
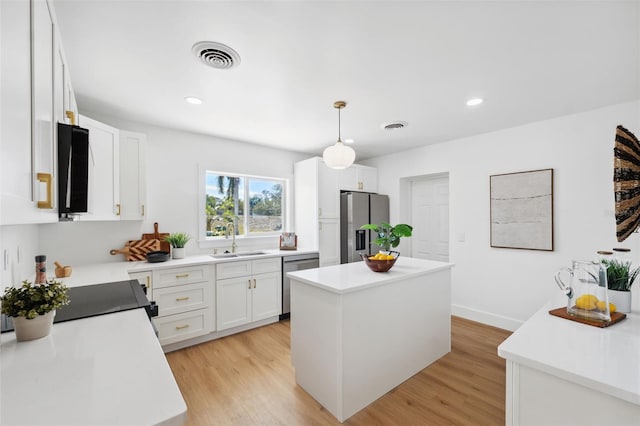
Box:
(409, 174), (450, 262)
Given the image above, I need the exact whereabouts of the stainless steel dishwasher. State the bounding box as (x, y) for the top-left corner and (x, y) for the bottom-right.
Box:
(281, 252), (319, 320)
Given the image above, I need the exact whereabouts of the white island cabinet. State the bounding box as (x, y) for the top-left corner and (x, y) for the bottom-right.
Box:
(1, 309), (187, 426)
(498, 297), (640, 426)
(288, 257), (453, 422)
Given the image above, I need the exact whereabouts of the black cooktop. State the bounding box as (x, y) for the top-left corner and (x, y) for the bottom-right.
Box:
(1, 279), (150, 333)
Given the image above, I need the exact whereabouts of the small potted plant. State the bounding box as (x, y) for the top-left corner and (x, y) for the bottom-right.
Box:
(1, 280), (69, 341)
(164, 232), (191, 259)
(602, 258), (639, 313)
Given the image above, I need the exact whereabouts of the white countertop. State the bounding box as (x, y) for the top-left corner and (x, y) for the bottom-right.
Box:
(498, 295), (640, 406)
(53, 249), (319, 287)
(287, 257), (453, 294)
(0, 308), (187, 426)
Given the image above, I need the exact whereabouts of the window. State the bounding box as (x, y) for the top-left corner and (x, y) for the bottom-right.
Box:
(205, 171), (284, 239)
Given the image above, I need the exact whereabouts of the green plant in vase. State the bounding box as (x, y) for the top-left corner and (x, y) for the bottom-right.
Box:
(164, 232), (191, 248)
(360, 222), (413, 252)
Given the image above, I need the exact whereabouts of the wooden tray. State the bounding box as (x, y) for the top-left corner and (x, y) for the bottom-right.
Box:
(110, 239), (161, 261)
(549, 307), (627, 328)
(142, 222), (171, 253)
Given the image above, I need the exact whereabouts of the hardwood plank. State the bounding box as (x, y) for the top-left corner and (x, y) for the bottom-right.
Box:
(166, 316), (512, 425)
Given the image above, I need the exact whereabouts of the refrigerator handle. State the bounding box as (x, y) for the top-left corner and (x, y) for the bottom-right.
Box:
(355, 229), (366, 251)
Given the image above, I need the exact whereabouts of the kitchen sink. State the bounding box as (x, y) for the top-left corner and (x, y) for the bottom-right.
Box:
(210, 251), (267, 259)
(236, 251), (267, 256)
(210, 253), (238, 259)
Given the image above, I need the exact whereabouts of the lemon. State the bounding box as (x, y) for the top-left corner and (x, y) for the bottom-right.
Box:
(576, 294), (598, 310)
(610, 302), (617, 313)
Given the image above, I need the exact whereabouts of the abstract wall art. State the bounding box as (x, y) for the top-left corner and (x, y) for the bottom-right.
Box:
(490, 168), (554, 251)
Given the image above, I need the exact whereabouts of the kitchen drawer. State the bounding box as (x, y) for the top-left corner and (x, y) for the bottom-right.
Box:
(252, 257), (281, 275)
(155, 308), (212, 346)
(154, 264), (210, 289)
(217, 260), (252, 280)
(154, 281), (210, 318)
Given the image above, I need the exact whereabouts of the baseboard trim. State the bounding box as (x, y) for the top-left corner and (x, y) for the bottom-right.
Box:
(452, 304), (523, 331)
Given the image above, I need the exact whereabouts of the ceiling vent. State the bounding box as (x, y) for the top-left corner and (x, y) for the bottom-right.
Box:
(192, 41), (241, 70)
(382, 121), (408, 130)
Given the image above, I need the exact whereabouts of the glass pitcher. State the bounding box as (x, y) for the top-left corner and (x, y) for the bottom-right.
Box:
(555, 260), (611, 321)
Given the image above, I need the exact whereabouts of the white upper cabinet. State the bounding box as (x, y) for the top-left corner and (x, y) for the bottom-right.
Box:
(119, 131), (147, 220)
(294, 157), (375, 266)
(78, 114), (120, 221)
(338, 164), (378, 193)
(0, 0), (58, 224)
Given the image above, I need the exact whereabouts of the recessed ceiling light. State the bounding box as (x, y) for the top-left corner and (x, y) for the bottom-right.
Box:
(466, 98), (484, 107)
(344, 138), (355, 144)
(185, 96), (203, 105)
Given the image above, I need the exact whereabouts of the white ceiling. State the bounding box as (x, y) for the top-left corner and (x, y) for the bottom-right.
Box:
(53, 1), (640, 160)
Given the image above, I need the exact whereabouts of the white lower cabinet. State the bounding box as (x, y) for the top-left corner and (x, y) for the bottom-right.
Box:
(130, 264), (214, 346)
(154, 309), (212, 346)
(216, 258), (282, 331)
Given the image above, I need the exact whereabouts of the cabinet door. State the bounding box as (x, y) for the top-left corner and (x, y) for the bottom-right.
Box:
(32, 0), (56, 217)
(119, 131), (147, 220)
(318, 159), (339, 218)
(319, 219), (340, 266)
(359, 165), (378, 192)
(251, 271), (281, 321)
(78, 115), (120, 220)
(216, 276), (251, 330)
(0, 0), (33, 224)
(338, 166), (359, 191)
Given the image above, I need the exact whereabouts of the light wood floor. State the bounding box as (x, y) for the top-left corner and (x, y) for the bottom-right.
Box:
(166, 316), (512, 426)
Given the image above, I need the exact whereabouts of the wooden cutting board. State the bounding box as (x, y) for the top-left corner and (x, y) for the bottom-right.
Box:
(142, 222), (170, 252)
(110, 239), (161, 261)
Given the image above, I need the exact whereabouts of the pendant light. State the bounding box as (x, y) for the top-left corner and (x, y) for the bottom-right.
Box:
(323, 100), (356, 169)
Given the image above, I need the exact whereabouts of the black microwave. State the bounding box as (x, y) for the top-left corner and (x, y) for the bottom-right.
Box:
(58, 122), (89, 215)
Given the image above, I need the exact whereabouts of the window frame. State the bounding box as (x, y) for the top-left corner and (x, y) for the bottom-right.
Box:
(198, 165), (288, 249)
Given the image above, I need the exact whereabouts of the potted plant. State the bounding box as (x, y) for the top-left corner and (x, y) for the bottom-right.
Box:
(1, 280), (69, 341)
(360, 222), (413, 253)
(164, 232), (191, 259)
(602, 258), (639, 313)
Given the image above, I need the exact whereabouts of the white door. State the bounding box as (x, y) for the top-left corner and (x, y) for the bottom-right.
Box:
(410, 176), (449, 261)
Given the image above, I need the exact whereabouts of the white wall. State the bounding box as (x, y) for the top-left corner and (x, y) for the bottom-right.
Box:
(0, 224), (40, 285)
(364, 101), (640, 330)
(38, 117), (309, 266)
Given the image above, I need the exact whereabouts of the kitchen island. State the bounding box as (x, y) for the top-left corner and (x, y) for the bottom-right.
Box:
(288, 256), (453, 422)
(498, 295), (640, 425)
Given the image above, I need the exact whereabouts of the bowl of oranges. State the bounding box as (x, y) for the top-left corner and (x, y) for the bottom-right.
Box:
(360, 251), (400, 272)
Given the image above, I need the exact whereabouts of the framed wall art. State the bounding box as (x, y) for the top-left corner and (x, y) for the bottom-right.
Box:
(490, 168), (554, 251)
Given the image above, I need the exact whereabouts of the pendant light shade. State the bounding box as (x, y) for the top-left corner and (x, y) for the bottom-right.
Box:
(323, 101), (355, 170)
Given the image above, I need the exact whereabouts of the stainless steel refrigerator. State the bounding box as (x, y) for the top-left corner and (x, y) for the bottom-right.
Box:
(340, 192), (390, 263)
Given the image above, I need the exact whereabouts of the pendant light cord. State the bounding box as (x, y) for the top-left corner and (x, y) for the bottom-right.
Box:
(337, 105), (342, 144)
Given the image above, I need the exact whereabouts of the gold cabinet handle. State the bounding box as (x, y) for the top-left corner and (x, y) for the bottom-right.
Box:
(146, 276), (151, 289)
(36, 173), (53, 209)
(141, 204), (145, 216)
(65, 110), (76, 125)
(248, 279), (252, 289)
(175, 324), (190, 330)
(175, 296), (190, 302)
(116, 203), (121, 215)
(253, 278), (257, 289)
(176, 273), (189, 278)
